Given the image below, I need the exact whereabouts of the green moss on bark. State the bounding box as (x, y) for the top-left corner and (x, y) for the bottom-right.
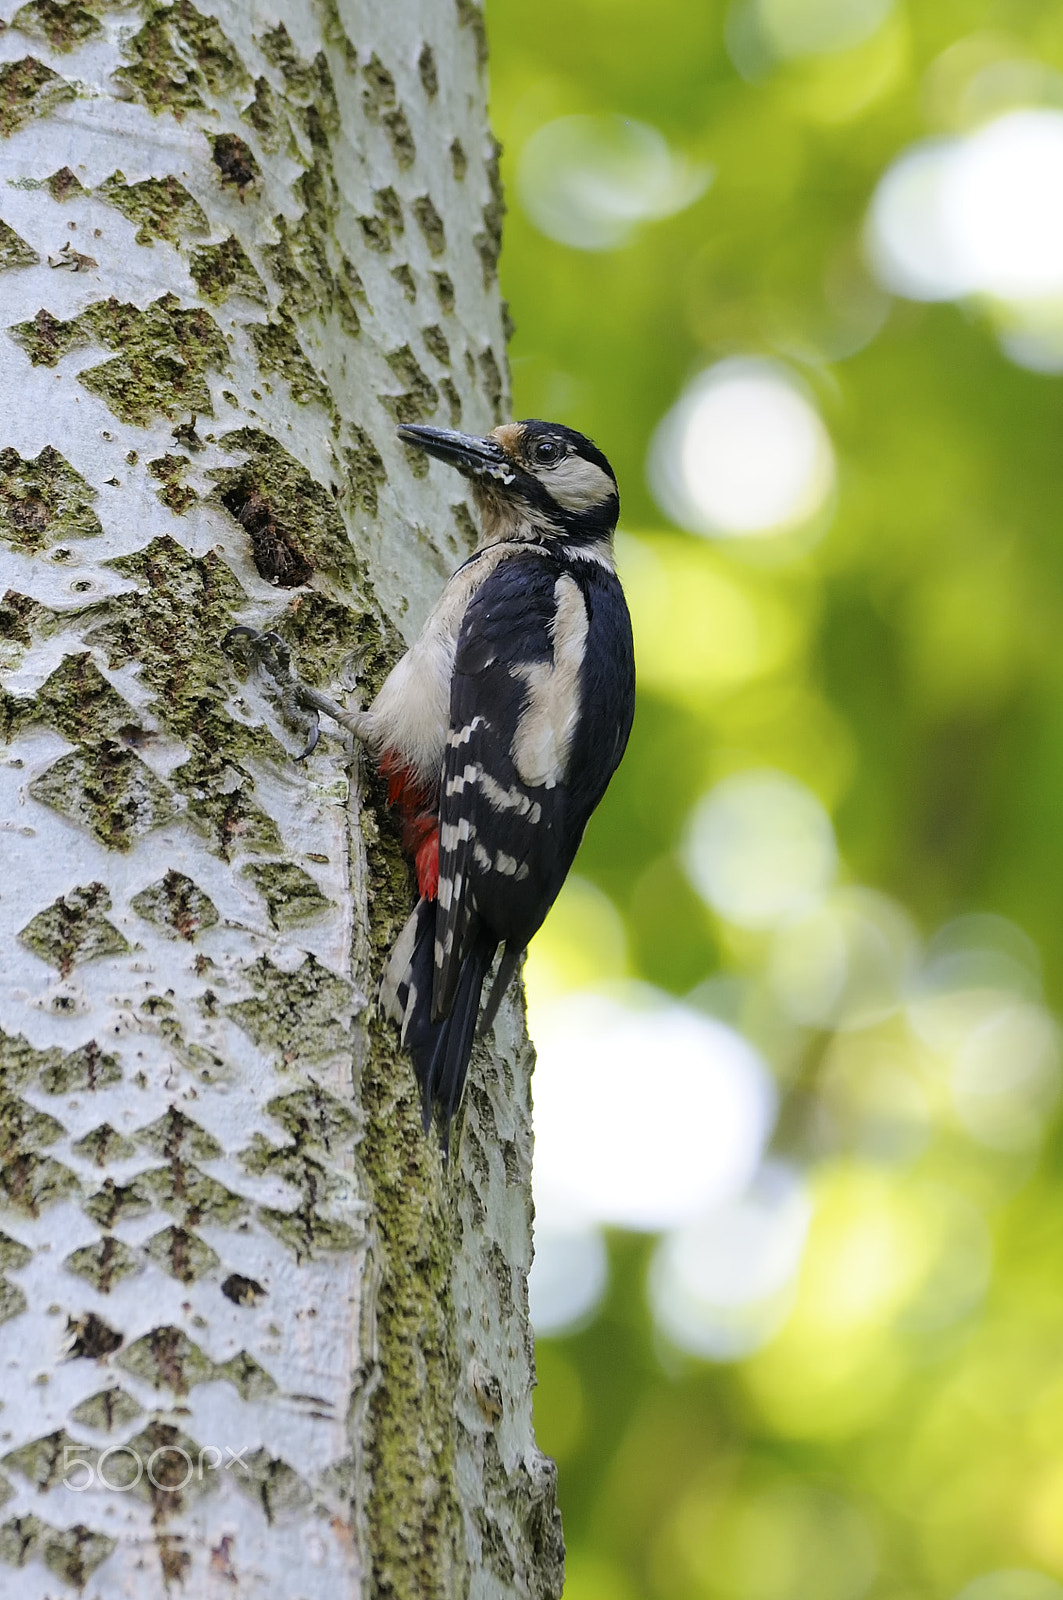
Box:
(0, 57), (74, 138)
(381, 345), (439, 424)
(248, 315), (334, 414)
(131, 871), (218, 940)
(210, 428), (362, 583)
(224, 952), (357, 1062)
(0, 446), (101, 552)
(18, 883), (129, 974)
(242, 861), (330, 927)
(114, 0), (249, 115)
(11, 0), (102, 51)
(95, 171), (208, 245)
(147, 452), (198, 514)
(29, 741), (181, 850)
(0, 220), (38, 271)
(188, 235), (267, 302)
(9, 295), (227, 424)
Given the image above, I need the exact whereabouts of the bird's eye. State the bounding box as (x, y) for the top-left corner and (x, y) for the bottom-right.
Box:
(532, 438), (563, 466)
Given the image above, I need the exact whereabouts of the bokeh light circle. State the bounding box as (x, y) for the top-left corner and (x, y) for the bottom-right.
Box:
(649, 360), (836, 539)
(684, 770), (838, 929)
(867, 108), (1063, 367)
(517, 114), (709, 251)
(650, 1163), (812, 1359)
(531, 987), (777, 1231)
(945, 110), (1063, 299)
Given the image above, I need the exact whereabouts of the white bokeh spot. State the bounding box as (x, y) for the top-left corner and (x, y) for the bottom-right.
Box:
(649, 360), (835, 539)
(684, 770), (838, 929)
(518, 114), (710, 251)
(531, 986), (777, 1232)
(867, 106), (1063, 368)
(650, 1164), (812, 1360)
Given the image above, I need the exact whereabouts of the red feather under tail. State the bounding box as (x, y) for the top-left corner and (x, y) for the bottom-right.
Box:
(378, 748), (439, 900)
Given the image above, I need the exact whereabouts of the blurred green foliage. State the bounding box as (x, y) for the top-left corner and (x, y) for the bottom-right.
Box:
(485, 1), (1063, 1597)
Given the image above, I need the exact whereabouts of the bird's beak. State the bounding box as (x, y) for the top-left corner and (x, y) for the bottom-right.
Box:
(397, 425), (512, 481)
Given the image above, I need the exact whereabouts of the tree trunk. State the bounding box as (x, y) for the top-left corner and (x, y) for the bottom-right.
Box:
(0, 2), (562, 1595)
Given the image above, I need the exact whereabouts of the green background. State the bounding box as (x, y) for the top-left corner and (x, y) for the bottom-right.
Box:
(485, 1), (1063, 1597)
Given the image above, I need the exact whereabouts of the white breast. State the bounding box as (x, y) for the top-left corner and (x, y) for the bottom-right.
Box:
(366, 545), (510, 785)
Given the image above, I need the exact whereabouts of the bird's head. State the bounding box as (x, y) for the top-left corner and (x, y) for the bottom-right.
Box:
(397, 419), (620, 553)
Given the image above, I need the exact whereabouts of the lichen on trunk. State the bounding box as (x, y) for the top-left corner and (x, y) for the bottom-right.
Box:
(0, 0), (561, 1595)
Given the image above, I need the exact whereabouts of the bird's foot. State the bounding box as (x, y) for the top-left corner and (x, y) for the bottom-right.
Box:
(224, 626), (370, 759)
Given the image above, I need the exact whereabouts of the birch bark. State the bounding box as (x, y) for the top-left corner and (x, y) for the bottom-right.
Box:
(0, 1), (562, 1594)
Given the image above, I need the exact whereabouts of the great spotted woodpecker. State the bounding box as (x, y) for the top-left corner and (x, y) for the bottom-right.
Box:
(234, 421), (635, 1150)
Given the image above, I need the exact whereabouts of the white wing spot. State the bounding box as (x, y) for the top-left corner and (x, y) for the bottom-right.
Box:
(510, 575), (588, 788)
(441, 817), (475, 851)
(495, 851), (520, 876)
(445, 762), (481, 798)
(479, 770), (541, 817)
(448, 715), (487, 749)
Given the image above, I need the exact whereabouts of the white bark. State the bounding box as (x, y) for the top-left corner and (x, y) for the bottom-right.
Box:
(0, 1), (561, 1595)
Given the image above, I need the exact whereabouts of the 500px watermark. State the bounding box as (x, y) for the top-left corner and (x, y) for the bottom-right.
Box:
(63, 1444), (250, 1493)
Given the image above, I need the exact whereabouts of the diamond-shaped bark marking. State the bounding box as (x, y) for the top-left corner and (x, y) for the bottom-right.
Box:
(0, 1513), (46, 1569)
(257, 1205), (360, 1261)
(122, 1420), (208, 1510)
(118, 1325), (214, 1394)
(216, 1350), (277, 1401)
(0, 58), (75, 139)
(5, 1510), (117, 1584)
(0, 1096), (64, 1159)
(40, 1039), (122, 1094)
(265, 1085), (361, 1153)
(29, 741), (180, 850)
(11, 295), (227, 427)
(0, 1278), (26, 1325)
(82, 1174), (154, 1228)
(242, 861), (330, 928)
(0, 1231), (31, 1273)
(71, 1123), (137, 1166)
(225, 953), (357, 1061)
(0, 444), (101, 553)
(173, 748), (283, 859)
(95, 171), (209, 245)
(95, 536), (247, 720)
(70, 1387), (143, 1433)
(0, 1029), (60, 1092)
(3, 1429), (81, 1490)
(22, 654), (136, 745)
(41, 1522), (116, 1586)
(137, 1163), (245, 1226)
(18, 882), (128, 976)
(67, 1310), (123, 1358)
(0, 1154), (79, 1214)
(241, 1134), (344, 1201)
(144, 1225), (219, 1284)
(0, 217), (37, 270)
(131, 870), (218, 940)
(235, 1448), (311, 1521)
(135, 1105), (222, 1162)
(63, 1234), (142, 1293)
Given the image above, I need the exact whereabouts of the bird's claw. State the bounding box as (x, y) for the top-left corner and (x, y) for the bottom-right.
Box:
(223, 626), (320, 758)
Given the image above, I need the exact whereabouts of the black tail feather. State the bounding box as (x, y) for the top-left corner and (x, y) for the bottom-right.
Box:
(478, 944), (523, 1037)
(388, 905), (496, 1153)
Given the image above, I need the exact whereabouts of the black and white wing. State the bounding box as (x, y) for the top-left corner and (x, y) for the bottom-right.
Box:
(431, 549), (635, 1020)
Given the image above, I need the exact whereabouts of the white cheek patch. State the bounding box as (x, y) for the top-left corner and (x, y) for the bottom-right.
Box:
(541, 456), (615, 513)
(510, 574), (588, 788)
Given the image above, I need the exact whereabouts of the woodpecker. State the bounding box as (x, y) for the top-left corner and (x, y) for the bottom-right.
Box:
(233, 420), (635, 1151)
